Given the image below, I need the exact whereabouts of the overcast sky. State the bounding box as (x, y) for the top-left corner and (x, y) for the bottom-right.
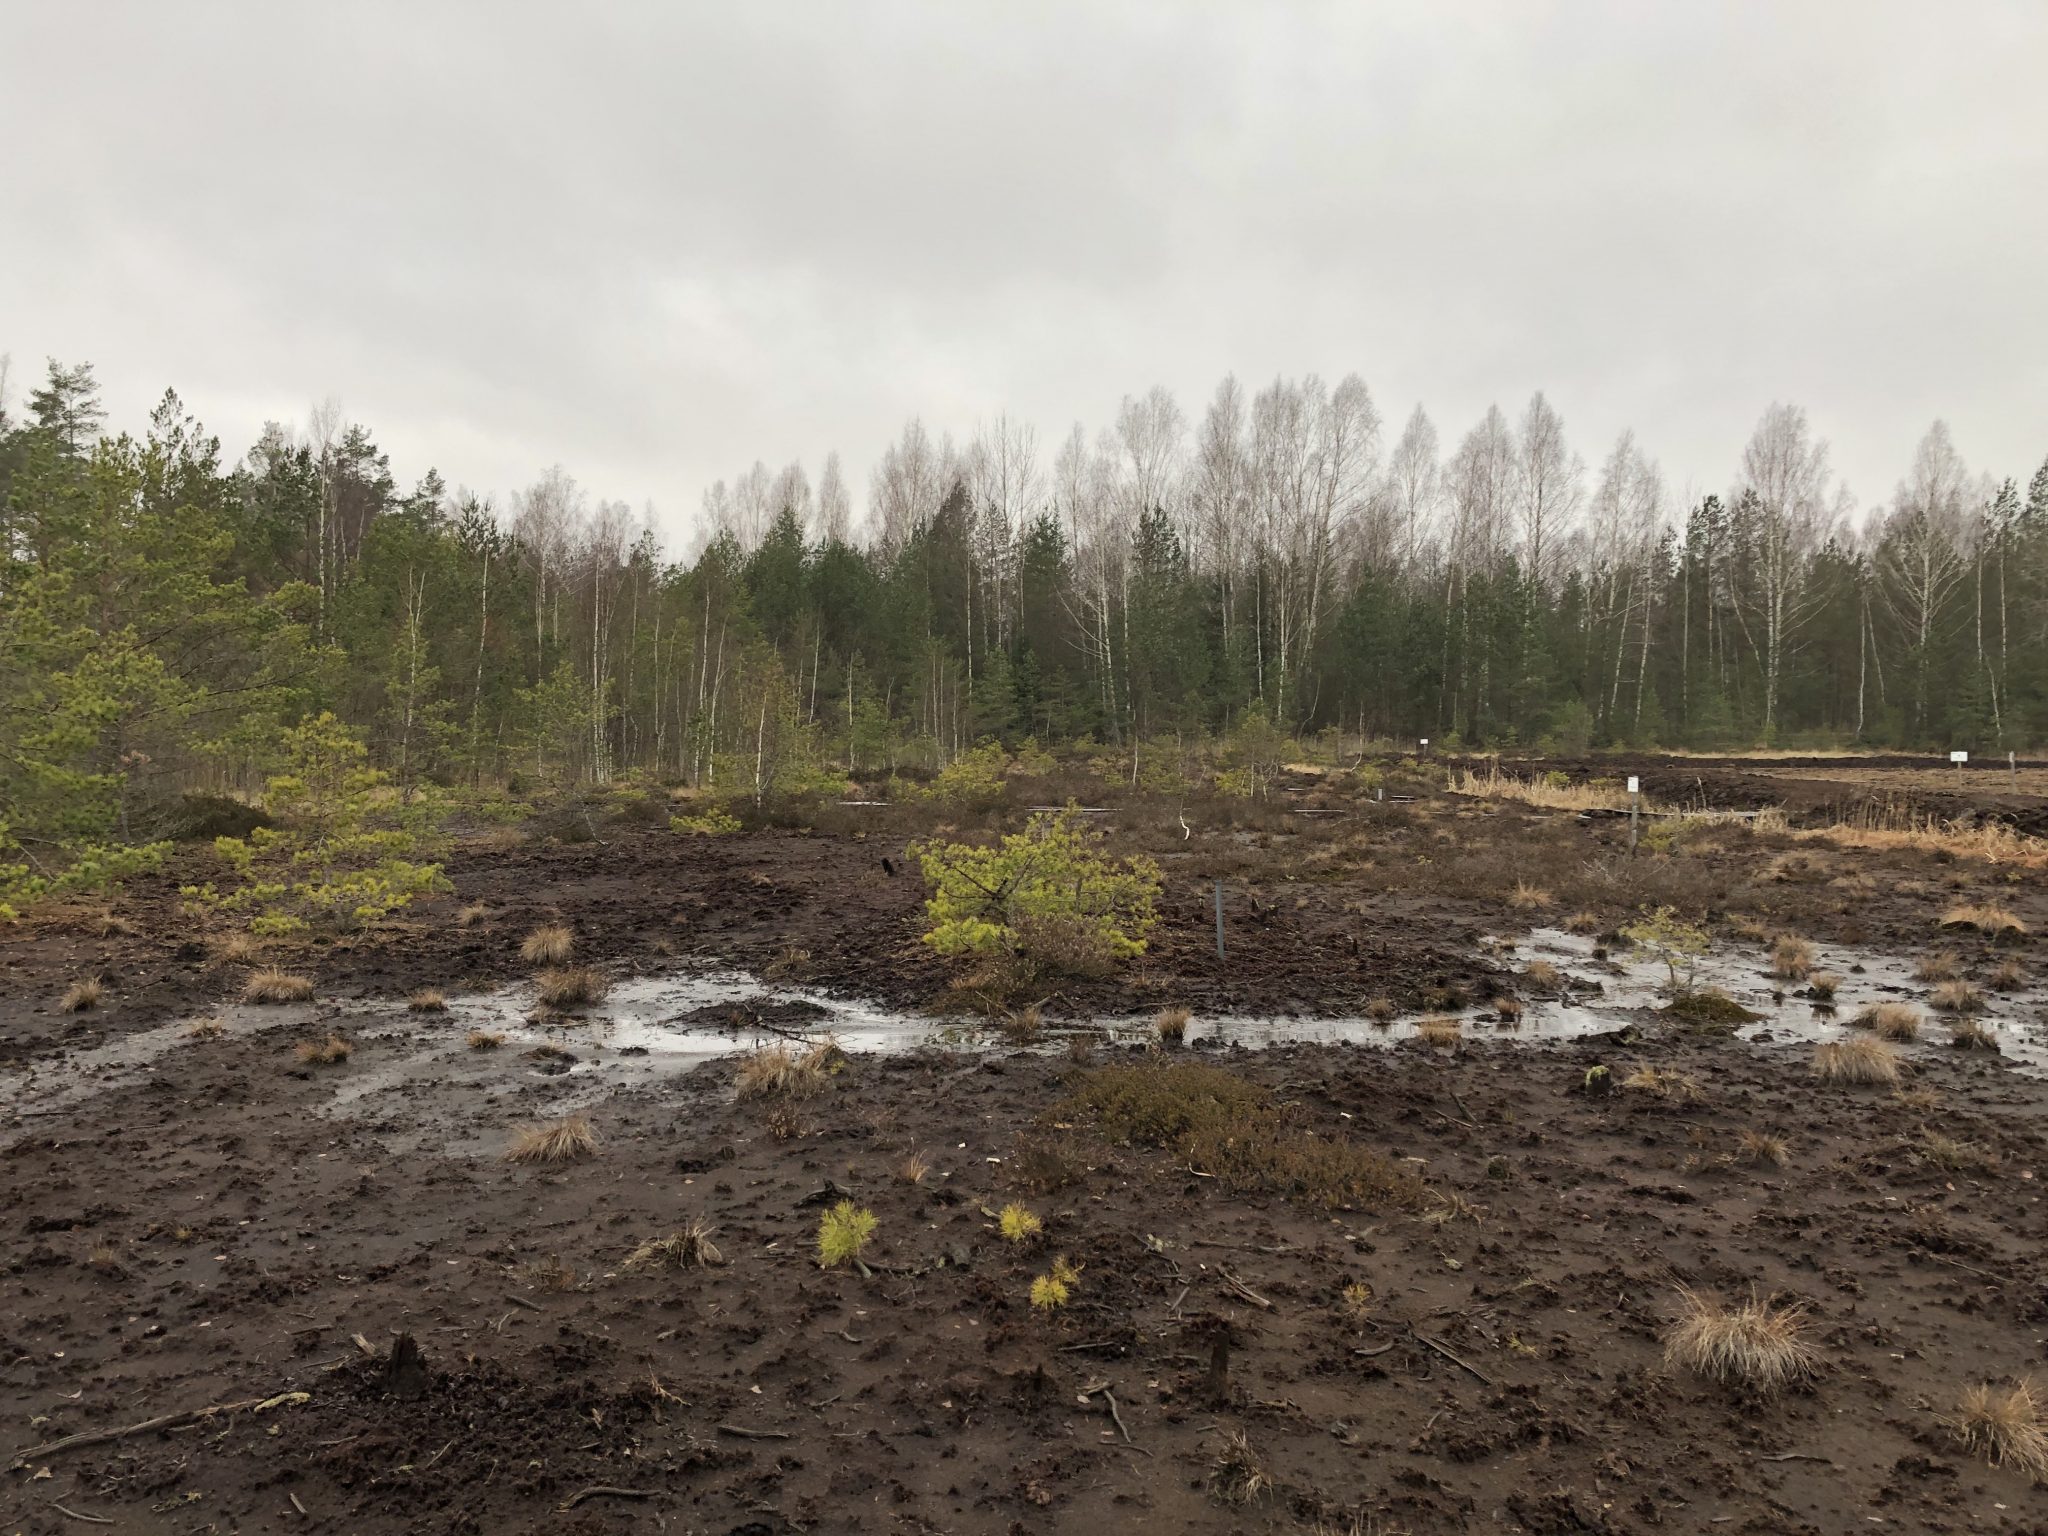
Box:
(3, 2), (2044, 542)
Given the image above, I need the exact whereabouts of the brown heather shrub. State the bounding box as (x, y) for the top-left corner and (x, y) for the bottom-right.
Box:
(466, 1029), (506, 1050)
(506, 1114), (598, 1164)
(625, 1218), (722, 1271)
(1806, 971), (1840, 1002)
(1915, 951), (1963, 983)
(1493, 994), (1524, 1025)
(520, 923), (574, 964)
(456, 902), (490, 928)
(244, 967), (314, 1004)
(1987, 958), (2027, 991)
(1564, 910), (1602, 935)
(1365, 995), (1398, 1024)
(294, 1034), (352, 1066)
(1415, 1014), (1462, 1048)
(185, 1015), (226, 1040)
(1947, 1016), (2000, 1051)
(1946, 1380), (2048, 1483)
(1769, 934), (1814, 980)
(212, 931), (260, 964)
(1736, 1128), (1789, 1167)
(1662, 1288), (1820, 1393)
(1811, 1037), (1902, 1085)
(1930, 979), (1984, 1014)
(536, 966), (607, 1008)
(1622, 1065), (1703, 1102)
(1509, 880), (1554, 911)
(1063, 1060), (1426, 1212)
(1852, 1002), (1921, 1040)
(1154, 1005), (1191, 1045)
(59, 976), (104, 1012)
(407, 988), (448, 1013)
(1916, 1130), (1995, 1173)
(1209, 1429), (1273, 1505)
(1523, 959), (1561, 990)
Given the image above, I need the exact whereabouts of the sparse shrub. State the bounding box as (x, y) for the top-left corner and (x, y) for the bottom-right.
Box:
(60, 976), (104, 1012)
(212, 932), (260, 964)
(407, 988), (448, 1013)
(1852, 1002), (1921, 1040)
(244, 967), (313, 1004)
(1662, 1288), (1819, 1393)
(625, 1218), (722, 1271)
(1564, 910), (1601, 935)
(1930, 979), (1984, 1013)
(1946, 1380), (2048, 1483)
(294, 1034), (352, 1065)
(1811, 1037), (1902, 1086)
(185, 1015), (226, 1040)
(816, 1200), (878, 1269)
(456, 902), (489, 928)
(1509, 880), (1554, 911)
(1736, 1129), (1789, 1167)
(1806, 971), (1840, 1001)
(1915, 951), (1962, 982)
(1622, 1065), (1702, 1102)
(1338, 1280), (1374, 1322)
(1210, 1428), (1273, 1504)
(1155, 1005), (1191, 1046)
(924, 740), (1009, 806)
(520, 923), (574, 964)
(1988, 958), (2026, 992)
(736, 1038), (839, 1100)
(1941, 903), (2027, 939)
(999, 1203), (1044, 1243)
(1916, 1130), (1994, 1173)
(1064, 1061), (1426, 1211)
(1622, 906), (1711, 996)
(1523, 960), (1561, 990)
(1947, 1016), (2000, 1051)
(466, 1029), (505, 1050)
(1029, 1254), (1080, 1310)
(1493, 995), (1524, 1024)
(1415, 1014), (1461, 1048)
(536, 966), (607, 1008)
(1769, 934), (1814, 980)
(911, 807), (1161, 976)
(1365, 995), (1397, 1024)
(899, 1149), (932, 1184)
(1013, 1134), (1082, 1193)
(670, 807), (742, 836)
(506, 1114), (598, 1164)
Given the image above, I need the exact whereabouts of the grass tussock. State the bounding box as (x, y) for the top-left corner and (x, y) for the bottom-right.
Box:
(294, 1034), (352, 1066)
(185, 1015), (226, 1040)
(1493, 994), (1524, 1024)
(1622, 1065), (1703, 1102)
(1852, 1002), (1922, 1040)
(1064, 1061), (1427, 1211)
(1806, 971), (1841, 1001)
(1736, 1128), (1789, 1167)
(456, 902), (489, 928)
(1662, 1288), (1820, 1393)
(520, 923), (574, 964)
(1210, 1429), (1274, 1505)
(1811, 1037), (1903, 1086)
(1523, 960), (1561, 990)
(1453, 765), (1630, 814)
(1930, 979), (1984, 1014)
(1365, 995), (1398, 1024)
(1915, 951), (1962, 983)
(898, 1148), (932, 1184)
(1564, 910), (1602, 935)
(60, 976), (104, 1012)
(1916, 1130), (1995, 1173)
(506, 1113), (598, 1164)
(625, 1218), (722, 1271)
(1946, 1380), (2048, 1483)
(1415, 1014), (1462, 1048)
(1940, 903), (2028, 939)
(406, 988), (448, 1013)
(466, 1028), (506, 1050)
(1509, 880), (1554, 911)
(1947, 1016), (2000, 1051)
(212, 932), (260, 964)
(1987, 958), (2027, 991)
(735, 1038), (840, 1101)
(1769, 935), (1814, 980)
(244, 967), (314, 1004)
(1154, 1005), (1191, 1045)
(536, 966), (607, 1008)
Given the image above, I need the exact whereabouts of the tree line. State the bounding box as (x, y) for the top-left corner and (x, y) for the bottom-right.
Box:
(4, 352), (2046, 896)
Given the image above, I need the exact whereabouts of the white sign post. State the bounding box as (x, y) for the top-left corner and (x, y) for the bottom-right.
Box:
(1951, 750), (1968, 780)
(1627, 775), (1640, 854)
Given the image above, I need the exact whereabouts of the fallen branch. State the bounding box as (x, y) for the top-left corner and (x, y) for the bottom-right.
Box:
(11, 1394), (289, 1468)
(716, 1423), (791, 1440)
(48, 1504), (115, 1526)
(1410, 1327), (1492, 1386)
(1758, 1451), (1833, 1464)
(559, 1486), (653, 1510)
(1217, 1264), (1274, 1310)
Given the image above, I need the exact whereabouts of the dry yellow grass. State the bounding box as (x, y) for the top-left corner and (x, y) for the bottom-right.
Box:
(1916, 1130), (1995, 1173)
(185, 1015), (226, 1040)
(536, 966), (607, 1007)
(625, 1218), (722, 1271)
(1564, 910), (1602, 935)
(294, 1034), (352, 1066)
(59, 976), (104, 1012)
(1452, 765), (1630, 813)
(1930, 979), (1984, 1014)
(456, 902), (489, 928)
(1987, 958), (2027, 992)
(466, 1029), (506, 1050)
(407, 988), (448, 1013)
(1509, 880), (1554, 910)
(1415, 1014), (1461, 1048)
(1806, 970), (1841, 1001)
(1493, 994), (1524, 1024)
(212, 932), (260, 964)
(1769, 935), (1814, 980)
(1851, 1002), (1921, 1040)
(1662, 1288), (1819, 1393)
(1780, 808), (2048, 870)
(1940, 903), (2028, 938)
(1365, 995), (1398, 1024)
(506, 1114), (598, 1164)
(244, 967), (314, 1004)
(1622, 1065), (1703, 1102)
(1523, 959), (1561, 990)
(1946, 1380), (2048, 1483)
(1914, 950), (1962, 982)
(735, 1039), (839, 1100)
(1947, 1016), (2000, 1052)
(1811, 1037), (1902, 1085)
(899, 1149), (932, 1184)
(1209, 1428), (1273, 1505)
(520, 923), (574, 964)
(1154, 1005), (1191, 1045)
(1736, 1128), (1789, 1167)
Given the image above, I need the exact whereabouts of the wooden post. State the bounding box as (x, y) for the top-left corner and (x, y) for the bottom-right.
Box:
(2011, 751), (2019, 791)
(1627, 775), (1640, 856)
(1214, 880), (1226, 960)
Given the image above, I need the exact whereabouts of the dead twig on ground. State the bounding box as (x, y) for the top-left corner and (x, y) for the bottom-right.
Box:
(717, 1423), (792, 1440)
(48, 1504), (115, 1526)
(559, 1487), (652, 1510)
(11, 1392), (303, 1467)
(1410, 1326), (1493, 1385)
(1218, 1264), (1274, 1310)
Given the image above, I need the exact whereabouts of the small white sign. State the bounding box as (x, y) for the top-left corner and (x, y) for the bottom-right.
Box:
(1419, 738), (1430, 748)
(1950, 750), (1969, 764)
(1627, 776), (1640, 795)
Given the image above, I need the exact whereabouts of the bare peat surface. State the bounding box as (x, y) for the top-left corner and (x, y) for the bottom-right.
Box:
(5, 758), (2048, 1533)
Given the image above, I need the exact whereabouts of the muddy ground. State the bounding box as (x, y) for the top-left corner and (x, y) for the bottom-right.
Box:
(4, 756), (2048, 1532)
